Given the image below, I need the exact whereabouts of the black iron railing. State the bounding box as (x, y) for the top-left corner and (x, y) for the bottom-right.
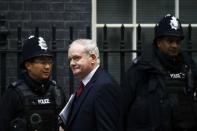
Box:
(0, 14), (195, 96)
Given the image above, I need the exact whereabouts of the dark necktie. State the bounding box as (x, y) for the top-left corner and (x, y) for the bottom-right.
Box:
(76, 81), (84, 97)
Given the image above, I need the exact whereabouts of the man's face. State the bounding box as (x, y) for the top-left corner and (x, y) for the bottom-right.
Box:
(157, 36), (181, 57)
(25, 56), (53, 81)
(68, 43), (96, 79)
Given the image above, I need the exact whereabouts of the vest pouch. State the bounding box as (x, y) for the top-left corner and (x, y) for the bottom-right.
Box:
(10, 118), (27, 131)
(164, 69), (197, 130)
(29, 113), (42, 130)
(27, 109), (57, 131)
(172, 94), (196, 129)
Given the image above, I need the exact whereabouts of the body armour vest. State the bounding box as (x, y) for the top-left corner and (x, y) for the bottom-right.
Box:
(13, 80), (61, 131)
(164, 67), (197, 129)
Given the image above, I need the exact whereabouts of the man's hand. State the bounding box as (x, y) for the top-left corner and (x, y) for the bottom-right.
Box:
(59, 126), (64, 131)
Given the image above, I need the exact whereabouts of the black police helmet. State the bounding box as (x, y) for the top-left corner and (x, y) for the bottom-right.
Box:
(155, 14), (184, 40)
(21, 35), (53, 68)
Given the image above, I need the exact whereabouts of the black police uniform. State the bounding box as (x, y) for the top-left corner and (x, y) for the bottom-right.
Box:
(123, 14), (197, 131)
(0, 73), (65, 131)
(0, 36), (66, 131)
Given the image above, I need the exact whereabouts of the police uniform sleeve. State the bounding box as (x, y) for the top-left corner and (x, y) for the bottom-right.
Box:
(50, 80), (67, 112)
(122, 60), (139, 112)
(0, 87), (22, 131)
(58, 85), (67, 111)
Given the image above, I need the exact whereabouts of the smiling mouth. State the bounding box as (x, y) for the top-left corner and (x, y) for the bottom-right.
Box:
(72, 67), (79, 70)
(43, 72), (50, 75)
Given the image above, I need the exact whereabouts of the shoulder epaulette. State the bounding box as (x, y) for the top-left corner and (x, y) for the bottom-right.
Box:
(132, 57), (139, 64)
(9, 80), (24, 88)
(50, 80), (57, 86)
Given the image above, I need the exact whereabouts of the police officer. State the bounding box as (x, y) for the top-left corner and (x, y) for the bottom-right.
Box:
(0, 36), (66, 131)
(123, 14), (197, 131)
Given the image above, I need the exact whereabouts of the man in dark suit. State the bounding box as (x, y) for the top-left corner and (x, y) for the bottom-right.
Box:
(65, 39), (122, 131)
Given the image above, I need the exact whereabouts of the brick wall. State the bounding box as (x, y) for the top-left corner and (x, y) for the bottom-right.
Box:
(0, 0), (91, 97)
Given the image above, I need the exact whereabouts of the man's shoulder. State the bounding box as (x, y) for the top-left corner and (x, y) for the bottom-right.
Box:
(180, 52), (197, 67)
(49, 80), (57, 86)
(49, 79), (65, 93)
(131, 57), (141, 65)
(126, 57), (142, 71)
(9, 79), (24, 89)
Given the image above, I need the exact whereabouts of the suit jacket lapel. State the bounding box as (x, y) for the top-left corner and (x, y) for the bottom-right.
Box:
(67, 79), (95, 126)
(67, 67), (102, 127)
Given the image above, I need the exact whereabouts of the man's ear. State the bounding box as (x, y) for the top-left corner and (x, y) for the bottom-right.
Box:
(90, 53), (97, 63)
(156, 39), (161, 48)
(157, 43), (161, 48)
(24, 62), (31, 70)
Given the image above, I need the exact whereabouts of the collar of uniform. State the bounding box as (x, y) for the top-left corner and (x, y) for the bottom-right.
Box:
(156, 49), (184, 73)
(23, 73), (50, 94)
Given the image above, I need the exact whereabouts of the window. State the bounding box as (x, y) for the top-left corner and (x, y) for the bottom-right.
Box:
(92, 0), (197, 82)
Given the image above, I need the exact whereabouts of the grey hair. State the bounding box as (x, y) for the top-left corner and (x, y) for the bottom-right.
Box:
(69, 39), (100, 64)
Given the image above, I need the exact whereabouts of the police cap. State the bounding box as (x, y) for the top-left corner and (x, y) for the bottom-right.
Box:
(21, 35), (53, 68)
(155, 14), (184, 40)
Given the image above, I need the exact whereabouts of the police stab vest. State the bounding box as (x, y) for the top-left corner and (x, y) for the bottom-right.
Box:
(13, 80), (61, 131)
(164, 68), (196, 129)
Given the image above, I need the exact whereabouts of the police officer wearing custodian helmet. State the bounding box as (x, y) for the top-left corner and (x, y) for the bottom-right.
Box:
(0, 36), (66, 131)
(123, 14), (197, 131)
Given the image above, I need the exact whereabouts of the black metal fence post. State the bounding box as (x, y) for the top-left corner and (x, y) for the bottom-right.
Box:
(69, 26), (74, 95)
(0, 14), (9, 95)
(103, 24), (108, 71)
(0, 14), (9, 47)
(17, 26), (22, 79)
(187, 24), (192, 56)
(52, 25), (57, 81)
(120, 24), (125, 84)
(35, 27), (39, 38)
(137, 24), (142, 56)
